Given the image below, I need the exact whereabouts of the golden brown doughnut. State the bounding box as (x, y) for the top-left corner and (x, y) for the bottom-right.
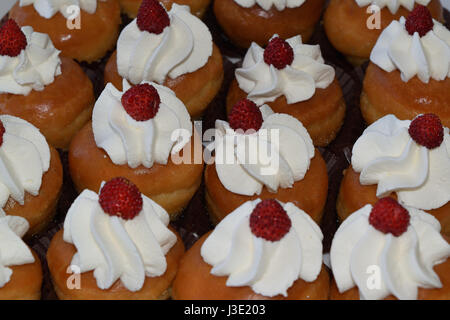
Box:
(68, 122), (204, 219)
(119, 0), (211, 18)
(9, 0), (121, 63)
(4, 147), (63, 237)
(337, 166), (450, 237)
(172, 231), (330, 300)
(0, 250), (43, 300)
(324, 0), (443, 65)
(104, 44), (224, 118)
(213, 0), (325, 48)
(0, 57), (95, 150)
(361, 62), (450, 128)
(204, 151), (328, 225)
(47, 228), (185, 300)
(226, 78), (346, 147)
(330, 236), (450, 300)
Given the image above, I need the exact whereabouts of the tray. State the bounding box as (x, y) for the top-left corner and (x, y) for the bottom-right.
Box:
(9, 4), (449, 300)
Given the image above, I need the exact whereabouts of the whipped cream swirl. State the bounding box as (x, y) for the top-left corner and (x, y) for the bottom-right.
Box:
(92, 80), (192, 169)
(355, 0), (431, 14)
(0, 214), (35, 288)
(0, 115), (50, 211)
(235, 35), (335, 106)
(330, 204), (450, 300)
(19, 0), (106, 19)
(117, 4), (213, 85)
(351, 114), (450, 211)
(63, 185), (177, 292)
(201, 199), (323, 297)
(0, 26), (61, 96)
(233, 0), (305, 11)
(213, 105), (315, 196)
(371, 17), (450, 83)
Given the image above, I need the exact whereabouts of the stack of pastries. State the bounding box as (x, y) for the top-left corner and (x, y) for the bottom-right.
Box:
(0, 0), (448, 301)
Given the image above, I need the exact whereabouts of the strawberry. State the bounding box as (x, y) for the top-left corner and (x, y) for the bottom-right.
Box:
(0, 120), (5, 147)
(99, 177), (143, 220)
(408, 113), (444, 149)
(121, 83), (160, 121)
(263, 36), (294, 70)
(405, 5), (434, 37)
(369, 198), (410, 237)
(136, 0), (170, 34)
(249, 199), (291, 242)
(228, 98), (263, 132)
(0, 19), (27, 57)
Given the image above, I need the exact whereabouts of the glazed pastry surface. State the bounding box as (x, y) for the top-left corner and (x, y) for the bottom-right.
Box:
(0, 57), (95, 149)
(362, 63), (450, 128)
(213, 0), (325, 48)
(10, 0), (121, 62)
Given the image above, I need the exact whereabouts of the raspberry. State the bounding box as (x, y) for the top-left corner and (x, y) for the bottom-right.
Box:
(263, 37), (294, 70)
(228, 99), (263, 132)
(0, 20), (27, 57)
(0, 120), (5, 147)
(121, 83), (160, 121)
(369, 198), (410, 237)
(99, 177), (143, 220)
(408, 113), (444, 149)
(137, 0), (170, 34)
(405, 5), (434, 37)
(249, 199), (291, 242)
